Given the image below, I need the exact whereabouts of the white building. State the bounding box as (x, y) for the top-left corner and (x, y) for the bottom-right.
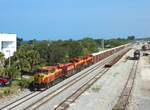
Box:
(0, 33), (17, 58)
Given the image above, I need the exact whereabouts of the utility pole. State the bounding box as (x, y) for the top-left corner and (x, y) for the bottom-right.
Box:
(6, 50), (11, 67)
(101, 39), (104, 50)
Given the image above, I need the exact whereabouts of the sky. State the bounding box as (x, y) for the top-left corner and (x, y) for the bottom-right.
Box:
(0, 0), (150, 40)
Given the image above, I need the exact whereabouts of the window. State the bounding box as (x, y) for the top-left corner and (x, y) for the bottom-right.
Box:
(2, 41), (13, 49)
(43, 70), (48, 74)
(37, 69), (41, 73)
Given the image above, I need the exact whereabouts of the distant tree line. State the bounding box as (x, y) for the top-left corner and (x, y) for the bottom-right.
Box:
(0, 37), (133, 79)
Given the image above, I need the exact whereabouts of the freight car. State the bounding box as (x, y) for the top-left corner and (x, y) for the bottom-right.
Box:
(92, 44), (130, 63)
(33, 43), (131, 90)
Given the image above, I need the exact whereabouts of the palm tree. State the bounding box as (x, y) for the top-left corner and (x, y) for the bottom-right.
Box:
(0, 52), (5, 75)
(14, 59), (30, 79)
(5, 65), (20, 80)
(26, 50), (40, 72)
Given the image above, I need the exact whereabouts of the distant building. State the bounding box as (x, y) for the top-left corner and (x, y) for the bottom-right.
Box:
(0, 33), (17, 58)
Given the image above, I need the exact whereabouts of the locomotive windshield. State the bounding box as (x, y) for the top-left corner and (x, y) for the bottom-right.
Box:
(43, 70), (48, 74)
(37, 69), (42, 73)
(36, 69), (49, 74)
(134, 50), (140, 55)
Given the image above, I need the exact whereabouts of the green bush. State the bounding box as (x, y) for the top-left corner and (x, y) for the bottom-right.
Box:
(18, 78), (33, 89)
(3, 88), (11, 95)
(12, 80), (20, 86)
(4, 65), (20, 79)
(92, 86), (101, 92)
(0, 93), (3, 98)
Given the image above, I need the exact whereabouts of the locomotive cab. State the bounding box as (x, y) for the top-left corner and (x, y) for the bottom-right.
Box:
(33, 68), (50, 89)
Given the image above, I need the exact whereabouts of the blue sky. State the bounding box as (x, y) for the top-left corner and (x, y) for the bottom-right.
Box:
(0, 0), (150, 40)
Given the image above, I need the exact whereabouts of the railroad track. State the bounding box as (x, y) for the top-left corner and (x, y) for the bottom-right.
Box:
(25, 49), (130, 110)
(0, 48), (130, 110)
(53, 49), (131, 110)
(24, 52), (119, 110)
(1, 58), (109, 110)
(0, 52), (114, 110)
(112, 60), (138, 110)
(54, 67), (109, 110)
(0, 89), (48, 110)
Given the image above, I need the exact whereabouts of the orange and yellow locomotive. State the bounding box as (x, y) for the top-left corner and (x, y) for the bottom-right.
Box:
(33, 66), (62, 89)
(33, 54), (94, 90)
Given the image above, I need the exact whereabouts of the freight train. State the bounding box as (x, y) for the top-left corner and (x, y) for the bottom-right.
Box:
(33, 44), (131, 90)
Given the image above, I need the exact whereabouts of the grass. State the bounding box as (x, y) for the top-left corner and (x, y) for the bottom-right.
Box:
(0, 76), (33, 98)
(92, 86), (101, 92)
(0, 86), (19, 98)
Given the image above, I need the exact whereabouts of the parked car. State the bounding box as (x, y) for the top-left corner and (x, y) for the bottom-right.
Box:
(0, 75), (10, 86)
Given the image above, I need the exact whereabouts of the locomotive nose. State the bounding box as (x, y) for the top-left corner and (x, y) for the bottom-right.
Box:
(34, 74), (43, 84)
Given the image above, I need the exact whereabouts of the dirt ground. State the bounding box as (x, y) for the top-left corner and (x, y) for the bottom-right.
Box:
(140, 52), (150, 96)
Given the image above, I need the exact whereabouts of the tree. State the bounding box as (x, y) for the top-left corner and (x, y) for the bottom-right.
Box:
(63, 39), (83, 58)
(26, 50), (41, 72)
(13, 48), (27, 62)
(4, 65), (20, 79)
(0, 52), (5, 65)
(80, 37), (99, 55)
(17, 37), (23, 48)
(0, 52), (5, 75)
(95, 39), (102, 47)
(12, 45), (42, 74)
(34, 40), (50, 65)
(14, 59), (30, 78)
(49, 43), (68, 64)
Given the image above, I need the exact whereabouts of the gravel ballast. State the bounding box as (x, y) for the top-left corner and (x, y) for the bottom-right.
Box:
(128, 49), (150, 110)
(0, 46), (132, 110)
(68, 48), (135, 110)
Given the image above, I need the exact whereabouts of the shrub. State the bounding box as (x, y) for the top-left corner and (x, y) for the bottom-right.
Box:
(92, 86), (101, 92)
(12, 80), (20, 86)
(3, 88), (11, 95)
(4, 66), (21, 79)
(18, 78), (33, 89)
(0, 93), (3, 98)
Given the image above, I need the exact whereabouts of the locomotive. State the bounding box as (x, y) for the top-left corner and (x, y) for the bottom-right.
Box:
(33, 55), (93, 89)
(134, 50), (140, 60)
(33, 44), (131, 90)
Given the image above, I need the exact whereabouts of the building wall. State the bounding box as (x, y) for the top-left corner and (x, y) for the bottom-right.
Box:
(0, 34), (17, 58)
